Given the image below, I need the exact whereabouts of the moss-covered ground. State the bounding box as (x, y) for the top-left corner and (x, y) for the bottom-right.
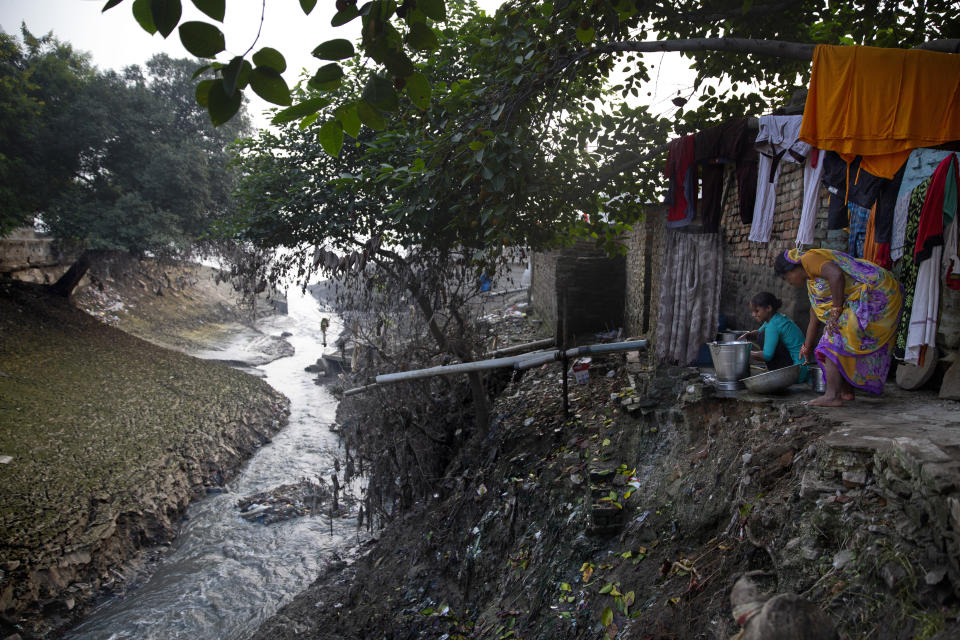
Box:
(0, 271), (288, 636)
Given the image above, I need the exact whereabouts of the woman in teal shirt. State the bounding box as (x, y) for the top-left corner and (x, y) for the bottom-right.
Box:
(742, 292), (809, 382)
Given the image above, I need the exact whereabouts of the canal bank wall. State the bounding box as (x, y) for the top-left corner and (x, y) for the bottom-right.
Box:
(0, 275), (290, 638)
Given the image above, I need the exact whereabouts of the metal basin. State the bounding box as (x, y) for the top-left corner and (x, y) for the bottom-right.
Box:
(742, 364), (803, 394)
(708, 341), (752, 382)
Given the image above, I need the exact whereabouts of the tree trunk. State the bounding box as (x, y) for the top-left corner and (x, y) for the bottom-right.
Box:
(50, 250), (93, 298)
(588, 37), (960, 60)
(406, 277), (490, 435)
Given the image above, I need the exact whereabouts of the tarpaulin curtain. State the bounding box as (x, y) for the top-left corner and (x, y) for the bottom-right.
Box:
(656, 232), (723, 365)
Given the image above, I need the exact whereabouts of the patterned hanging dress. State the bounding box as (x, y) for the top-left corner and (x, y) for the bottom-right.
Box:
(894, 177), (932, 357)
(801, 249), (904, 394)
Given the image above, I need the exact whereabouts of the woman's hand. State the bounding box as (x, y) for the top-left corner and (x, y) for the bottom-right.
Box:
(799, 343), (814, 363)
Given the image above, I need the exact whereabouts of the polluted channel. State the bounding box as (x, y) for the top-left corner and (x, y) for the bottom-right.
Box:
(68, 285), (360, 640)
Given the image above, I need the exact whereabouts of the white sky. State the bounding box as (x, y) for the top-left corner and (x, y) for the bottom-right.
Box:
(0, 0), (695, 129)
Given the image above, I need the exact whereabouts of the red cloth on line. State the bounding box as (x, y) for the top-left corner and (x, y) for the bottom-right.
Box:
(664, 134), (696, 226)
(914, 154), (959, 261)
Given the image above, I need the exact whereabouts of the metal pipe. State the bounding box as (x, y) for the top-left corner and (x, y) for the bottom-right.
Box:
(343, 383), (378, 397)
(485, 337), (555, 358)
(485, 286), (528, 297)
(373, 339), (648, 385)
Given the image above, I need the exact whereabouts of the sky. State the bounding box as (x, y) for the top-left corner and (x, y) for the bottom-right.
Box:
(0, 0), (695, 129)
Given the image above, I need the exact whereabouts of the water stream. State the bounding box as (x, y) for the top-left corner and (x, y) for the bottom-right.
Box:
(68, 285), (357, 640)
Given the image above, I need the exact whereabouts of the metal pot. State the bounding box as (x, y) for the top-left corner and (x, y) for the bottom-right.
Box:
(810, 365), (826, 392)
(708, 341), (752, 382)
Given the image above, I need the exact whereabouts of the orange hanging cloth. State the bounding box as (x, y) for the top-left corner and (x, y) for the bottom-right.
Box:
(799, 44), (960, 180)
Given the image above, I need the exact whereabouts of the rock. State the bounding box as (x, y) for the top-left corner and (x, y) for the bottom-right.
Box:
(730, 576), (838, 640)
(924, 567), (948, 585)
(896, 354), (937, 390)
(881, 561), (908, 590)
(841, 470), (867, 488)
(938, 355), (960, 399)
(832, 550), (854, 571)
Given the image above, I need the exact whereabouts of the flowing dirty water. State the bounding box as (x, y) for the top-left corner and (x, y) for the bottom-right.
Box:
(68, 286), (357, 640)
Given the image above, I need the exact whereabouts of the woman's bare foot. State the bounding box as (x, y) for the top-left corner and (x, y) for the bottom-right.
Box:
(807, 395), (844, 407)
(840, 391), (855, 401)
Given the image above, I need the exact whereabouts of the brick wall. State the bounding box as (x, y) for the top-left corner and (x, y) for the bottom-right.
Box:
(719, 160), (824, 331)
(530, 239), (626, 344)
(625, 207), (666, 361)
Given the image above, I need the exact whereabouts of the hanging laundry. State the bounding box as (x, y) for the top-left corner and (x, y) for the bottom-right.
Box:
(799, 44), (960, 180)
(895, 177), (930, 360)
(750, 115), (810, 242)
(796, 148), (824, 246)
(663, 134), (697, 228)
(891, 149), (953, 261)
(656, 232), (723, 365)
(847, 202), (872, 258)
(901, 158), (959, 365)
(914, 154), (959, 262)
(820, 152), (904, 235)
(694, 118), (758, 231)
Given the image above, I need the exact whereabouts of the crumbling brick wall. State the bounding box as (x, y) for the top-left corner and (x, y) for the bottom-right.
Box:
(530, 239), (626, 344)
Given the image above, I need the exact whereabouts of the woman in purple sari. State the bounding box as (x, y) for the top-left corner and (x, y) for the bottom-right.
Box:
(774, 248), (903, 406)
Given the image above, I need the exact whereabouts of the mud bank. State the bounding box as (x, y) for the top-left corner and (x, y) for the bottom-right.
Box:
(0, 280), (290, 638)
(253, 354), (960, 639)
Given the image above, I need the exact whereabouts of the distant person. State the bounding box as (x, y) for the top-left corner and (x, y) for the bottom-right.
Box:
(740, 291), (809, 383)
(774, 248), (903, 407)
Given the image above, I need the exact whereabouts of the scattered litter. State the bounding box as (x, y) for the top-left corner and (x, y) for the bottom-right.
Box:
(0, 455), (12, 464)
(237, 478), (335, 525)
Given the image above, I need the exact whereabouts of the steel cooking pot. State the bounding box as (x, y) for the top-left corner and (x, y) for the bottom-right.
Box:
(708, 341), (752, 382)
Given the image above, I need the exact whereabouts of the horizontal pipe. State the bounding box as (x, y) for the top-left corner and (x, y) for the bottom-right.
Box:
(343, 383), (378, 397)
(374, 339), (648, 385)
(486, 286), (528, 297)
(485, 337), (555, 358)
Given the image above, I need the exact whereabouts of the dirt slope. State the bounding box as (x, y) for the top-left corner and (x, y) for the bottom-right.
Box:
(253, 349), (959, 639)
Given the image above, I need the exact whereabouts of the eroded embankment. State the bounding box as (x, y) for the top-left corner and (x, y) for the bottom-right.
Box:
(0, 281), (290, 637)
(253, 357), (960, 639)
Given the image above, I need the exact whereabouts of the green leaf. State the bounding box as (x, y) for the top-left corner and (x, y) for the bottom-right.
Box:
(335, 103), (362, 138)
(601, 606), (613, 627)
(599, 583), (614, 594)
(249, 67), (291, 106)
(222, 56), (250, 95)
(312, 39), (355, 60)
(332, 6), (360, 26)
(383, 53), (415, 78)
(468, 141), (484, 151)
(308, 63), (344, 91)
(195, 78), (216, 107)
(178, 22), (225, 58)
(252, 47), (286, 73)
(575, 25), (595, 44)
(356, 100), (386, 130)
(132, 0), (157, 34)
(406, 22), (439, 51)
(271, 97), (330, 125)
(540, 2), (553, 16)
(299, 113), (319, 130)
(102, 0), (125, 11)
(190, 0), (224, 21)
(418, 0), (445, 20)
(300, 0), (318, 14)
(363, 75), (399, 112)
(150, 0), (182, 38)
(318, 120), (345, 157)
(207, 78), (241, 125)
(405, 71), (431, 110)
(191, 63), (211, 79)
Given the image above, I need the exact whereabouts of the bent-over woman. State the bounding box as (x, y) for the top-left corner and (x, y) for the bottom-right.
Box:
(773, 248), (903, 406)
